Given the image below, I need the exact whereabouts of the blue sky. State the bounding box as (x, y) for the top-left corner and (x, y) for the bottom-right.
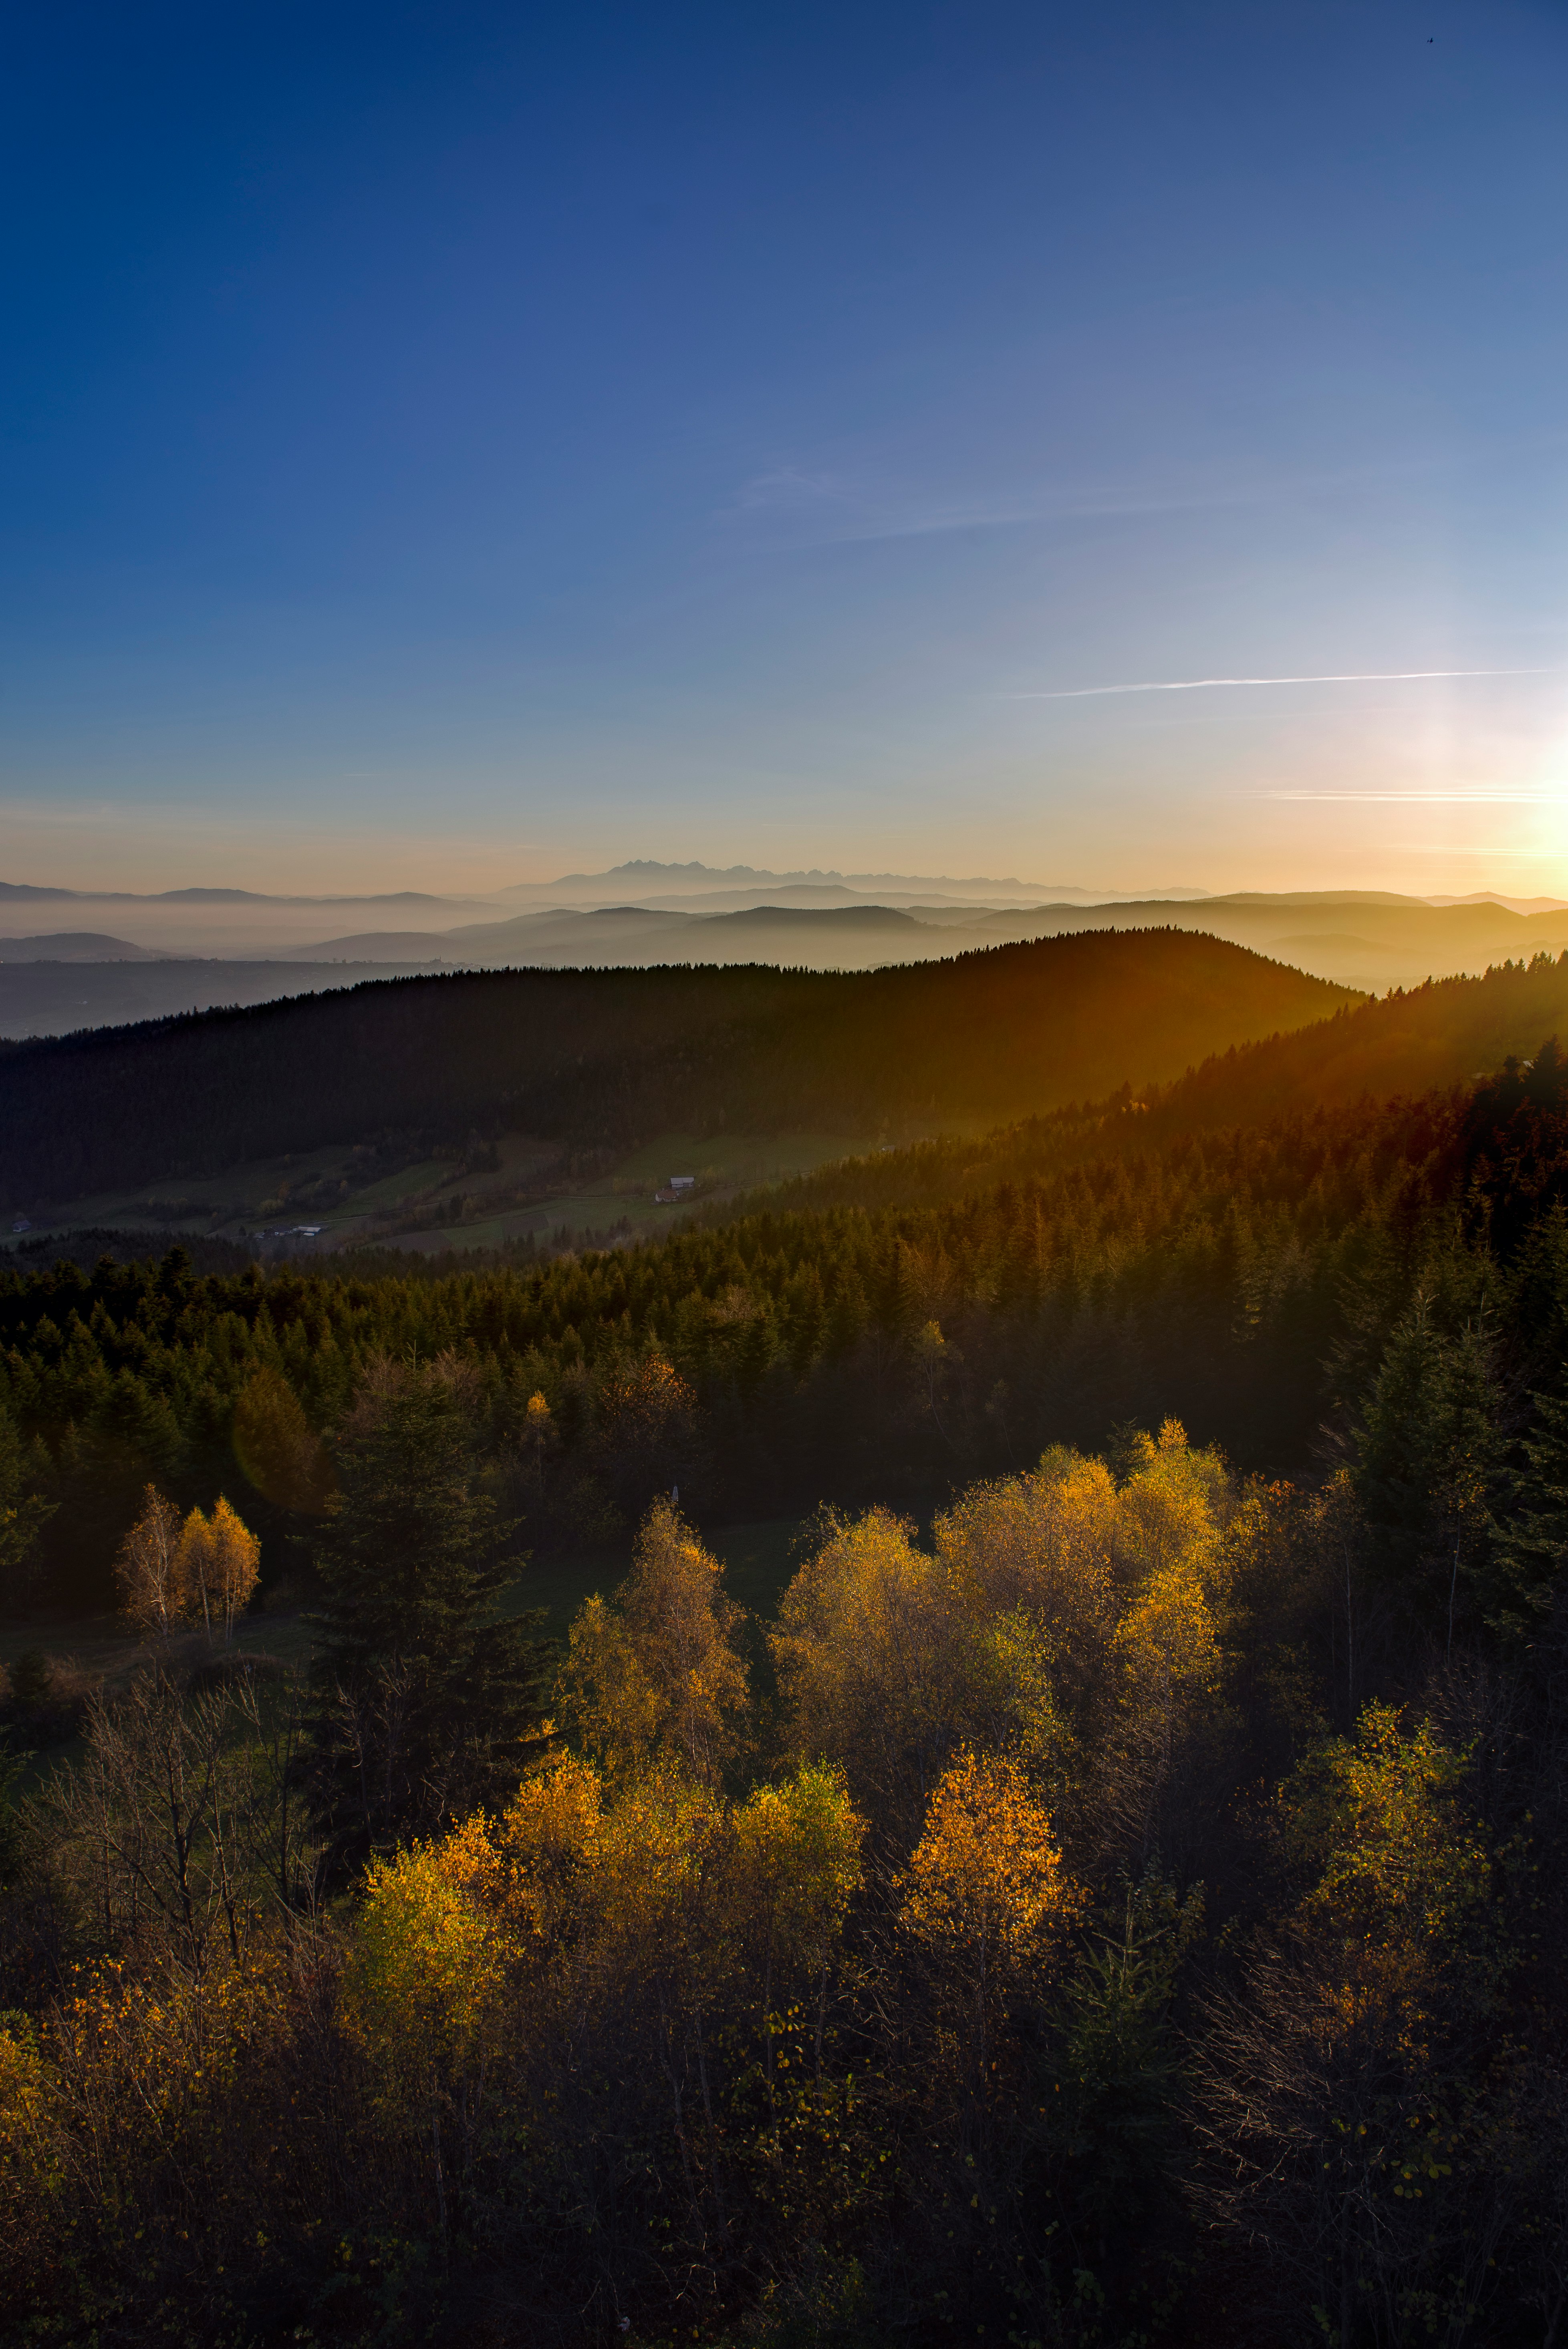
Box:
(3, 0), (1567, 896)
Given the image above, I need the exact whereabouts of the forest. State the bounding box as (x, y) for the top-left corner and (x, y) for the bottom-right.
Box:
(4, 958), (1568, 2343)
(0, 928), (1348, 1208)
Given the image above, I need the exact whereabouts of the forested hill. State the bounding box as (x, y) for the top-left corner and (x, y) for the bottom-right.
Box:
(715, 948), (1568, 1224)
(0, 928), (1350, 1207)
(9, 1034), (1568, 1613)
(1143, 946), (1568, 1133)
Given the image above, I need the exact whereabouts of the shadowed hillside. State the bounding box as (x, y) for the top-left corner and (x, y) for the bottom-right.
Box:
(0, 929), (1352, 1208)
(724, 949), (1568, 1225)
(1143, 947), (1568, 1133)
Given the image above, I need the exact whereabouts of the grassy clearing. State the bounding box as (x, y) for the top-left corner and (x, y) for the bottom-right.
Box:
(2, 1127), (882, 1260)
(395, 1129), (882, 1254)
(507, 1515), (806, 1641)
(1, 1516), (807, 1710)
(0, 1140), (472, 1249)
(4, 1142), (364, 1242)
(0, 1518), (805, 1801)
(0, 1603), (315, 1698)
(0, 1605), (317, 1796)
(324, 1155), (458, 1217)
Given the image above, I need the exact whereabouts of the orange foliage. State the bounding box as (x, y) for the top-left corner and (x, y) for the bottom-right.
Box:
(902, 1748), (1077, 1984)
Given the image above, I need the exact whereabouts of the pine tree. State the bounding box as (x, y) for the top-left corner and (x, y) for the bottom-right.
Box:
(1352, 1298), (1504, 1648)
(1492, 1386), (1568, 1638)
(307, 1365), (552, 1867)
(0, 1407), (53, 1611)
(232, 1368), (335, 1514)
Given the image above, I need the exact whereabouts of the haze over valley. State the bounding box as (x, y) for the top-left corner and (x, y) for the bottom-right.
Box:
(5, 858), (1568, 1038)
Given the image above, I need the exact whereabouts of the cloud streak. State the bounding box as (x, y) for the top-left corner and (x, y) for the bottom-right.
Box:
(721, 466), (1281, 543)
(1256, 788), (1568, 804)
(1010, 668), (1559, 699)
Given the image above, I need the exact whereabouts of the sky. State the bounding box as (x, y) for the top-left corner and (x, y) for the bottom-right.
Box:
(3, 0), (1567, 900)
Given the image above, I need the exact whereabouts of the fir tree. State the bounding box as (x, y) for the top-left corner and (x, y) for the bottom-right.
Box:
(1351, 1298), (1505, 1651)
(1492, 1385), (1568, 1639)
(307, 1364), (552, 1868)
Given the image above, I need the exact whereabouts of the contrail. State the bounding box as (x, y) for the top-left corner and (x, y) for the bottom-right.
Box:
(1259, 788), (1568, 804)
(1010, 667), (1558, 700)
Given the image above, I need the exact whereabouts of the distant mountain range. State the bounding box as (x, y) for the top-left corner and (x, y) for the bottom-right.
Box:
(235, 886), (1568, 999)
(496, 859), (1216, 906)
(4, 863), (1568, 1042)
(0, 882), (497, 909)
(0, 932), (168, 963)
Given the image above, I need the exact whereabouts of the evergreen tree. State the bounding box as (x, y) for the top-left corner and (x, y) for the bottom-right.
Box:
(1492, 1385), (1568, 1639)
(307, 1365), (552, 1868)
(0, 1407), (53, 1611)
(1352, 1298), (1505, 1647)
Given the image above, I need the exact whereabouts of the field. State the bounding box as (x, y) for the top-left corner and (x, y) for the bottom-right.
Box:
(0, 1128), (887, 1257)
(376, 1130), (888, 1252)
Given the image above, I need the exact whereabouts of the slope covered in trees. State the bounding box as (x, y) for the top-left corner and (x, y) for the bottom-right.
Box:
(723, 949), (1568, 1224)
(7, 1028), (1568, 1612)
(0, 928), (1350, 1207)
(7, 1008), (1568, 2340)
(1146, 947), (1568, 1131)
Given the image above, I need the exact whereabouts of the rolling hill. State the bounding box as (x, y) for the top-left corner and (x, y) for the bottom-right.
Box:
(259, 886), (1568, 994)
(0, 955), (456, 1038)
(0, 929), (1353, 1211)
(1139, 948), (1568, 1133)
(733, 949), (1568, 1227)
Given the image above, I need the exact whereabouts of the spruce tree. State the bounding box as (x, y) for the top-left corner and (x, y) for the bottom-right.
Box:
(1492, 1386), (1568, 1639)
(307, 1366), (552, 1867)
(1352, 1299), (1504, 1648)
(0, 1407), (54, 1610)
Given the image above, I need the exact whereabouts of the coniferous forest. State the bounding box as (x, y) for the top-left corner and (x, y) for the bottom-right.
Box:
(0, 928), (1353, 1211)
(6, 955), (1568, 2346)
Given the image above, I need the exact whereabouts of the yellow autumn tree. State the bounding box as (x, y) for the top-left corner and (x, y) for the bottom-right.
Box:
(422, 1754), (863, 2249)
(175, 1496), (262, 1641)
(934, 1448), (1125, 1733)
(345, 1831), (514, 2239)
(771, 1507), (976, 1831)
(1089, 1422), (1234, 1860)
(903, 1748), (1075, 1983)
(1283, 1701), (1501, 2026)
(347, 1836), (510, 2088)
(512, 1389), (561, 1506)
(486, 1752), (609, 1989)
(1112, 1551), (1223, 1750)
(731, 1764), (865, 1986)
(973, 1605), (1075, 1795)
(113, 1486), (187, 1638)
(902, 1749), (1078, 2128)
(0, 2018), (60, 2304)
(558, 1498), (749, 1780)
(1115, 1418), (1231, 1593)
(937, 1448), (1120, 1629)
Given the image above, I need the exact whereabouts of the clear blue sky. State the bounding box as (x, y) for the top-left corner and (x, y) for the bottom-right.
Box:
(3, 0), (1566, 896)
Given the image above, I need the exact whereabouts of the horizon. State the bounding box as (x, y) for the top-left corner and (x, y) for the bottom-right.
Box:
(4, 2), (1568, 898)
(6, 858), (1568, 915)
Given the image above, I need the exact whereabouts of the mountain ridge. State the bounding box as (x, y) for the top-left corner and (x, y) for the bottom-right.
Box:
(0, 929), (1354, 1210)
